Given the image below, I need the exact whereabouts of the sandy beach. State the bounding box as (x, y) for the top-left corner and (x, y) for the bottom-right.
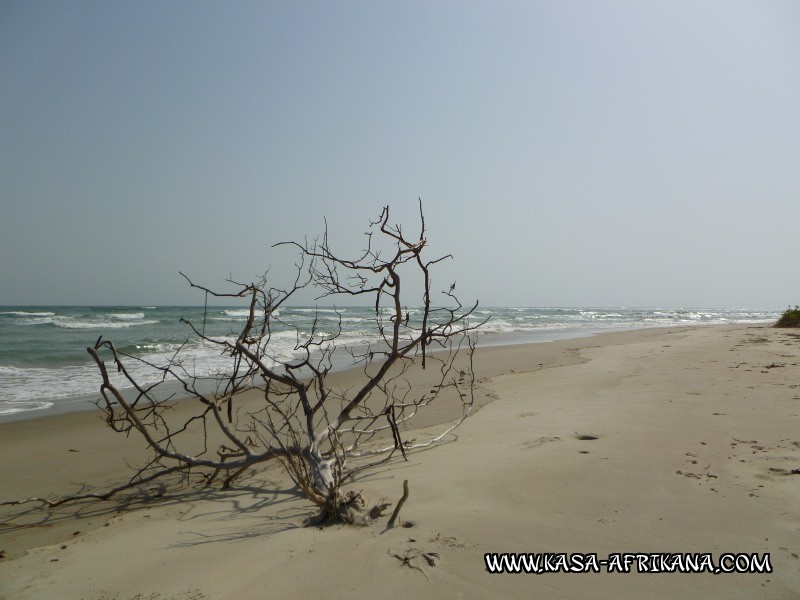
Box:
(1, 324), (798, 599)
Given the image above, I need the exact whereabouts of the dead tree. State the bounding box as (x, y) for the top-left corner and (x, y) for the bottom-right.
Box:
(6, 203), (484, 524)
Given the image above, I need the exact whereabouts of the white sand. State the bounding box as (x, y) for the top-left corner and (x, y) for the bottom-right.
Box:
(1, 324), (798, 599)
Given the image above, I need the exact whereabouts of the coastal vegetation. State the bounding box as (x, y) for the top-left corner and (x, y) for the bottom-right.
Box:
(4, 203), (483, 525)
(775, 305), (800, 328)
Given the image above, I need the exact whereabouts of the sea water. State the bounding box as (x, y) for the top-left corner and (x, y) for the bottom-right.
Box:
(0, 306), (780, 419)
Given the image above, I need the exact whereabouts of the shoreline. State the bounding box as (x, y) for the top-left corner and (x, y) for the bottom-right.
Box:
(2, 323), (798, 598)
(0, 324), (618, 424)
(0, 320), (776, 425)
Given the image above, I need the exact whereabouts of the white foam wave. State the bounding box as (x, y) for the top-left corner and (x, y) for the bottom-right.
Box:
(0, 311), (56, 317)
(0, 364), (101, 403)
(475, 319), (517, 334)
(16, 317), (55, 326)
(53, 316), (159, 329)
(0, 400), (54, 416)
(109, 312), (145, 320)
(1, 327), (378, 408)
(222, 309), (252, 317)
(131, 342), (185, 353)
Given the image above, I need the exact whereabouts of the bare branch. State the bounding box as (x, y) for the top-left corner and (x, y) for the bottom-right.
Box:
(6, 202), (485, 526)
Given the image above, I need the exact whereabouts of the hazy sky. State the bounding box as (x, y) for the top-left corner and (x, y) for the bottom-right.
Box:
(1, 1), (798, 308)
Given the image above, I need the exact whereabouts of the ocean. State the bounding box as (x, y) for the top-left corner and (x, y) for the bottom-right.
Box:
(0, 305), (780, 420)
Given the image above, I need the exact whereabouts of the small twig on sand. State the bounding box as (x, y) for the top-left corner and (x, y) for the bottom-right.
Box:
(388, 546), (438, 581)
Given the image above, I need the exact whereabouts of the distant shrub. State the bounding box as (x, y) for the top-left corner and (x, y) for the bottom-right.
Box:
(775, 305), (800, 328)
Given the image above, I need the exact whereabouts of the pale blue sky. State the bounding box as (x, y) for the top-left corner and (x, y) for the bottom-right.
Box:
(1, 1), (798, 307)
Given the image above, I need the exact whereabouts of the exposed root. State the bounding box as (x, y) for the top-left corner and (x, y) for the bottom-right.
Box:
(306, 489), (391, 526)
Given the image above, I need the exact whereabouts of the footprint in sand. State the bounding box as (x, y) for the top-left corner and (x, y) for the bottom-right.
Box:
(428, 533), (475, 549)
(520, 436), (561, 450)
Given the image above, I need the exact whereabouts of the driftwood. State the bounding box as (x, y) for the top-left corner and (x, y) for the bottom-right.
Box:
(4, 202), (485, 524)
(388, 479), (410, 527)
